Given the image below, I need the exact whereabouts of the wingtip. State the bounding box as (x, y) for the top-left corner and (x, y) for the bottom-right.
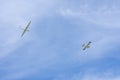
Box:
(83, 48), (86, 50)
(89, 41), (92, 43)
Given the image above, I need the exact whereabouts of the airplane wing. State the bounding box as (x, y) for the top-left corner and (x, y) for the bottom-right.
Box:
(21, 29), (27, 37)
(25, 21), (31, 30)
(83, 45), (90, 50)
(21, 21), (31, 37)
(82, 44), (90, 50)
(88, 41), (92, 45)
(83, 46), (87, 50)
(82, 41), (92, 50)
(85, 41), (91, 48)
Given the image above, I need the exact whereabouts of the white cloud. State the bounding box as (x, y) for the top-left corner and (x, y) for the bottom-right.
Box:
(54, 71), (120, 80)
(59, 3), (120, 28)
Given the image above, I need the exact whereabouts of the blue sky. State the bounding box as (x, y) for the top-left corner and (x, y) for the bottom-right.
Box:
(0, 0), (120, 80)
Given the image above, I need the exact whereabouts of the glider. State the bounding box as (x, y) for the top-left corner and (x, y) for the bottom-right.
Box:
(21, 21), (31, 37)
(82, 41), (92, 50)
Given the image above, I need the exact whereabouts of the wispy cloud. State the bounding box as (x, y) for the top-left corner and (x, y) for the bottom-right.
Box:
(53, 69), (120, 80)
(1, 0), (120, 80)
(59, 1), (120, 28)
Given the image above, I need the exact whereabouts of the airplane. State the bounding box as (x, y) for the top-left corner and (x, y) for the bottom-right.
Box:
(82, 41), (92, 50)
(21, 21), (31, 37)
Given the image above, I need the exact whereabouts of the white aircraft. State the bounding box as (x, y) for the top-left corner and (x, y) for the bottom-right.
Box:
(21, 21), (31, 37)
(82, 41), (92, 50)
